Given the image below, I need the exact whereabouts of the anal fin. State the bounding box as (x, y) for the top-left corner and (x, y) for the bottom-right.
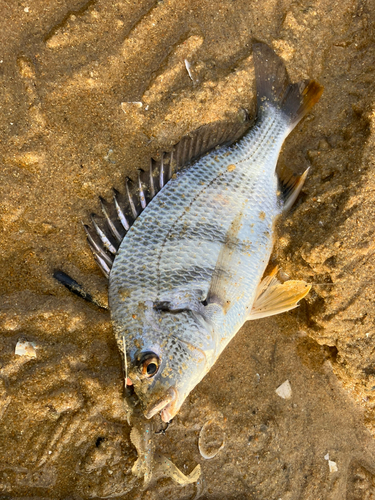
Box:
(278, 168), (309, 212)
(248, 267), (311, 320)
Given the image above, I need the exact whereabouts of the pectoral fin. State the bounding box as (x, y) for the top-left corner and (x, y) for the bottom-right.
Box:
(248, 268), (311, 320)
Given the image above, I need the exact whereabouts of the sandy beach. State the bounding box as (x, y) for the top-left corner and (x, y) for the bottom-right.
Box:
(1, 0), (375, 497)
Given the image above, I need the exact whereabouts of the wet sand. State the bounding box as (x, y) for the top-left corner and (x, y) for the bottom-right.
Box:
(1, 0), (375, 497)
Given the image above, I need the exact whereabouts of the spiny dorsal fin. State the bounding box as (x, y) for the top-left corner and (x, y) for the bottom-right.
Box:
(85, 114), (253, 277)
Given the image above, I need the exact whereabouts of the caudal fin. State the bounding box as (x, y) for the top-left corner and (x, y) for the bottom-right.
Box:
(253, 43), (323, 131)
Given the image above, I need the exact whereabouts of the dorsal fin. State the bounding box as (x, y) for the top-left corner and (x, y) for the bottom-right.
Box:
(170, 110), (252, 172)
(85, 113), (252, 277)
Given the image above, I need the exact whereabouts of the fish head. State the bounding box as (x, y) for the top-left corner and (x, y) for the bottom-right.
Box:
(127, 308), (214, 422)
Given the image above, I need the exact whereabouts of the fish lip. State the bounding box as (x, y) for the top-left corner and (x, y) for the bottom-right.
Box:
(144, 387), (178, 420)
(160, 402), (175, 423)
(160, 389), (180, 422)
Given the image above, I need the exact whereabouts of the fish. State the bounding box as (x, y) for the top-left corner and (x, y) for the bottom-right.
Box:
(79, 42), (323, 424)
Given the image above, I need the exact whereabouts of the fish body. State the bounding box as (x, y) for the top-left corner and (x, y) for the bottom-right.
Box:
(110, 114), (282, 413)
(89, 43), (322, 422)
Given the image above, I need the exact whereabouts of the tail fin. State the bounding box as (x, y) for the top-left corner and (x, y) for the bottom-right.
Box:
(253, 43), (323, 131)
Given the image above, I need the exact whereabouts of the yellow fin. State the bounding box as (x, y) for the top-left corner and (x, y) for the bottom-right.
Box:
(248, 270), (311, 320)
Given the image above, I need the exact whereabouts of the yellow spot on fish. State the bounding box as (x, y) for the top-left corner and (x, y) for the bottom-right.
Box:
(227, 164), (236, 172)
(119, 288), (131, 301)
(132, 314), (137, 319)
(259, 211), (266, 220)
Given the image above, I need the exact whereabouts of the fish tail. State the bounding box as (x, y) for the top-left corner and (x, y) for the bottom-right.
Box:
(253, 43), (323, 132)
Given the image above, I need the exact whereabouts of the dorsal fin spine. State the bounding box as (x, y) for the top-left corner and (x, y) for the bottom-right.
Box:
(168, 151), (174, 179)
(126, 178), (138, 219)
(149, 159), (155, 198)
(113, 190), (130, 231)
(100, 197), (123, 243)
(137, 170), (147, 209)
(94, 254), (111, 278)
(159, 154), (165, 189)
(90, 215), (117, 255)
(83, 224), (114, 266)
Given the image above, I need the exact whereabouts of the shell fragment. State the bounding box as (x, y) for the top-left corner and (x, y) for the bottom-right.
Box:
(198, 413), (225, 460)
(15, 339), (37, 358)
(276, 380), (292, 399)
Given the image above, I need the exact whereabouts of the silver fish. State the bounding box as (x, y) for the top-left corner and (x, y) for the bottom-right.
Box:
(86, 43), (323, 422)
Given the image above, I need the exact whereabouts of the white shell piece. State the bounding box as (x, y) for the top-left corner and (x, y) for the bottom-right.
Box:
(328, 460), (338, 473)
(120, 101), (143, 113)
(15, 339), (37, 358)
(184, 59), (194, 81)
(276, 380), (292, 400)
(198, 413), (225, 460)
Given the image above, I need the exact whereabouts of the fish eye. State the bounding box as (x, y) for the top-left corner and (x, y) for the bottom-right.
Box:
(139, 352), (160, 378)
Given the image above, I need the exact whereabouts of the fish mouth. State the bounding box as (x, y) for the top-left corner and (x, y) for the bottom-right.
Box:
(144, 386), (178, 421)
